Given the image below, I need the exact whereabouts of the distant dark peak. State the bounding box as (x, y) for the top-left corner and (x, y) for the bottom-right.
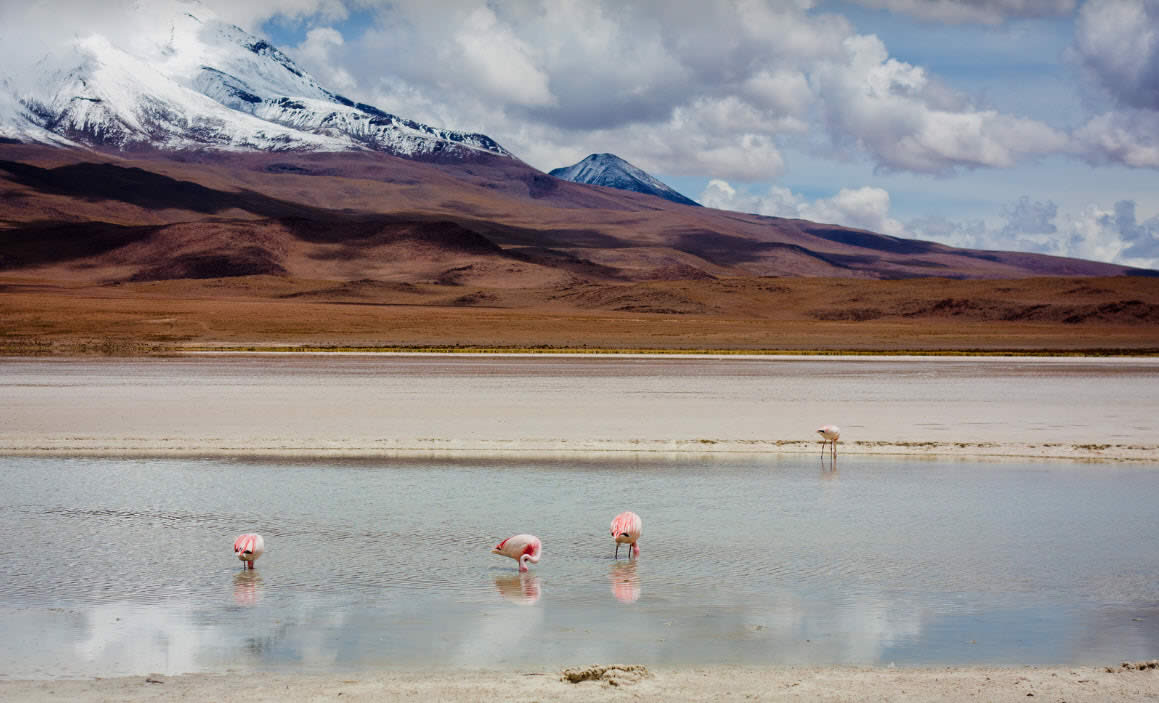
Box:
(550, 153), (700, 207)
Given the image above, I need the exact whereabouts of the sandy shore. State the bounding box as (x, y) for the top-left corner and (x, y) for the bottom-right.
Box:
(4, 665), (1159, 701)
(2, 436), (1156, 462)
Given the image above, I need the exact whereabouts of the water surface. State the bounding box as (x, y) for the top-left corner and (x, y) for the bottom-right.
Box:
(2, 454), (1158, 678)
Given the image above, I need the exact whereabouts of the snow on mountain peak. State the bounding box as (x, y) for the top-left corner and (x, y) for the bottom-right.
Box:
(550, 153), (701, 207)
(0, 3), (511, 160)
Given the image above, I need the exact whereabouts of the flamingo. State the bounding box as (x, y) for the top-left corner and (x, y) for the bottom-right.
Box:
(816, 424), (840, 459)
(611, 511), (642, 559)
(491, 534), (541, 572)
(233, 533), (265, 569)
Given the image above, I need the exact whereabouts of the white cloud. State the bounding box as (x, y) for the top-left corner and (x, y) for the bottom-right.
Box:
(812, 34), (1068, 173)
(702, 179), (1159, 269)
(203, 0), (349, 31)
(1000, 195), (1058, 236)
(909, 196), (1159, 268)
(452, 6), (555, 108)
(699, 180), (905, 235)
(332, 0), (1085, 179)
(1073, 112), (1159, 172)
(292, 27), (356, 92)
(1065, 0), (1159, 169)
(1073, 0), (1159, 111)
(846, 0), (1077, 24)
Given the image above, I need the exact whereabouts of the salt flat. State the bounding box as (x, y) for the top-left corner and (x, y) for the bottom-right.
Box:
(1, 354), (1157, 460)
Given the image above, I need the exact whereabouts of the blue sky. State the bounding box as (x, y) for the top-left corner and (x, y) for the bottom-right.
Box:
(23, 0), (1147, 267)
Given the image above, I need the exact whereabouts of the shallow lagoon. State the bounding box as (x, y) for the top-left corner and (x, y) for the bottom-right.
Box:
(2, 454), (1158, 678)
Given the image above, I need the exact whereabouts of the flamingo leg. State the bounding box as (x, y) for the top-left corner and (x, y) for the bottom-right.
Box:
(615, 542), (621, 559)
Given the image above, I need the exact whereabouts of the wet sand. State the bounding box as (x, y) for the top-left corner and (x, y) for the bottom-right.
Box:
(2, 354), (1157, 461)
(3, 665), (1159, 702)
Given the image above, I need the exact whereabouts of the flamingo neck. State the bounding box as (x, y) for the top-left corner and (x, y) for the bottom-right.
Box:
(520, 552), (540, 571)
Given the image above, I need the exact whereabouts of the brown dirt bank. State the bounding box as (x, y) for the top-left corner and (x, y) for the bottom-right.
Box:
(2, 275), (1158, 355)
(2, 665), (1158, 702)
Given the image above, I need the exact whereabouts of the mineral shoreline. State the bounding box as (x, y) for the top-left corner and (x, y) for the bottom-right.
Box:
(3, 665), (1158, 702)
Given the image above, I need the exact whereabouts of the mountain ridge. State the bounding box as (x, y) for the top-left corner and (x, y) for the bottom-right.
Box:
(1, 143), (1149, 287)
(550, 153), (701, 207)
(0, 6), (511, 162)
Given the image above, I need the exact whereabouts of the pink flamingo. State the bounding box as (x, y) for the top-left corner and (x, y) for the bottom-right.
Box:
(816, 424), (840, 459)
(233, 533), (265, 569)
(491, 534), (541, 572)
(611, 511), (642, 559)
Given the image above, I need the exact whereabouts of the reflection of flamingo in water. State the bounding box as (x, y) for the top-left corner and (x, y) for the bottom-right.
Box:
(493, 573), (541, 605)
(233, 533), (265, 569)
(609, 560), (641, 603)
(491, 534), (541, 572)
(816, 425), (840, 460)
(611, 511), (642, 559)
(233, 570), (263, 606)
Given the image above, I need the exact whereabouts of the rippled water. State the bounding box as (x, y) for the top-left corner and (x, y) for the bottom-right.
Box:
(2, 454), (1159, 678)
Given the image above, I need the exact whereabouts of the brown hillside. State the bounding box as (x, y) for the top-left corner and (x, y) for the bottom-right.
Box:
(2, 144), (1157, 354)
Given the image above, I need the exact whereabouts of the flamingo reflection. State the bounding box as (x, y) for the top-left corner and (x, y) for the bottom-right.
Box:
(493, 573), (541, 605)
(233, 570), (263, 606)
(609, 560), (641, 603)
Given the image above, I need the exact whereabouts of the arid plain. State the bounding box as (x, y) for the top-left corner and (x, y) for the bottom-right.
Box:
(2, 144), (1157, 355)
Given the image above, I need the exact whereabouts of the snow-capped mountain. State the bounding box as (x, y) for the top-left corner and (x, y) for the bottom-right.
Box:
(550, 153), (701, 207)
(0, 3), (510, 160)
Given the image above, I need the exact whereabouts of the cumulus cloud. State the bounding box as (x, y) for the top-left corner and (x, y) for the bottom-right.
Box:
(1069, 0), (1159, 168)
(292, 27), (356, 92)
(452, 6), (555, 108)
(812, 34), (1068, 173)
(699, 180), (905, 235)
(846, 0), (1077, 24)
(326, 0), (1081, 179)
(908, 196), (1159, 268)
(1073, 0), (1159, 110)
(1110, 199), (1159, 260)
(702, 180), (1159, 269)
(203, 0), (349, 31)
(1000, 196), (1058, 237)
(339, 0), (860, 179)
